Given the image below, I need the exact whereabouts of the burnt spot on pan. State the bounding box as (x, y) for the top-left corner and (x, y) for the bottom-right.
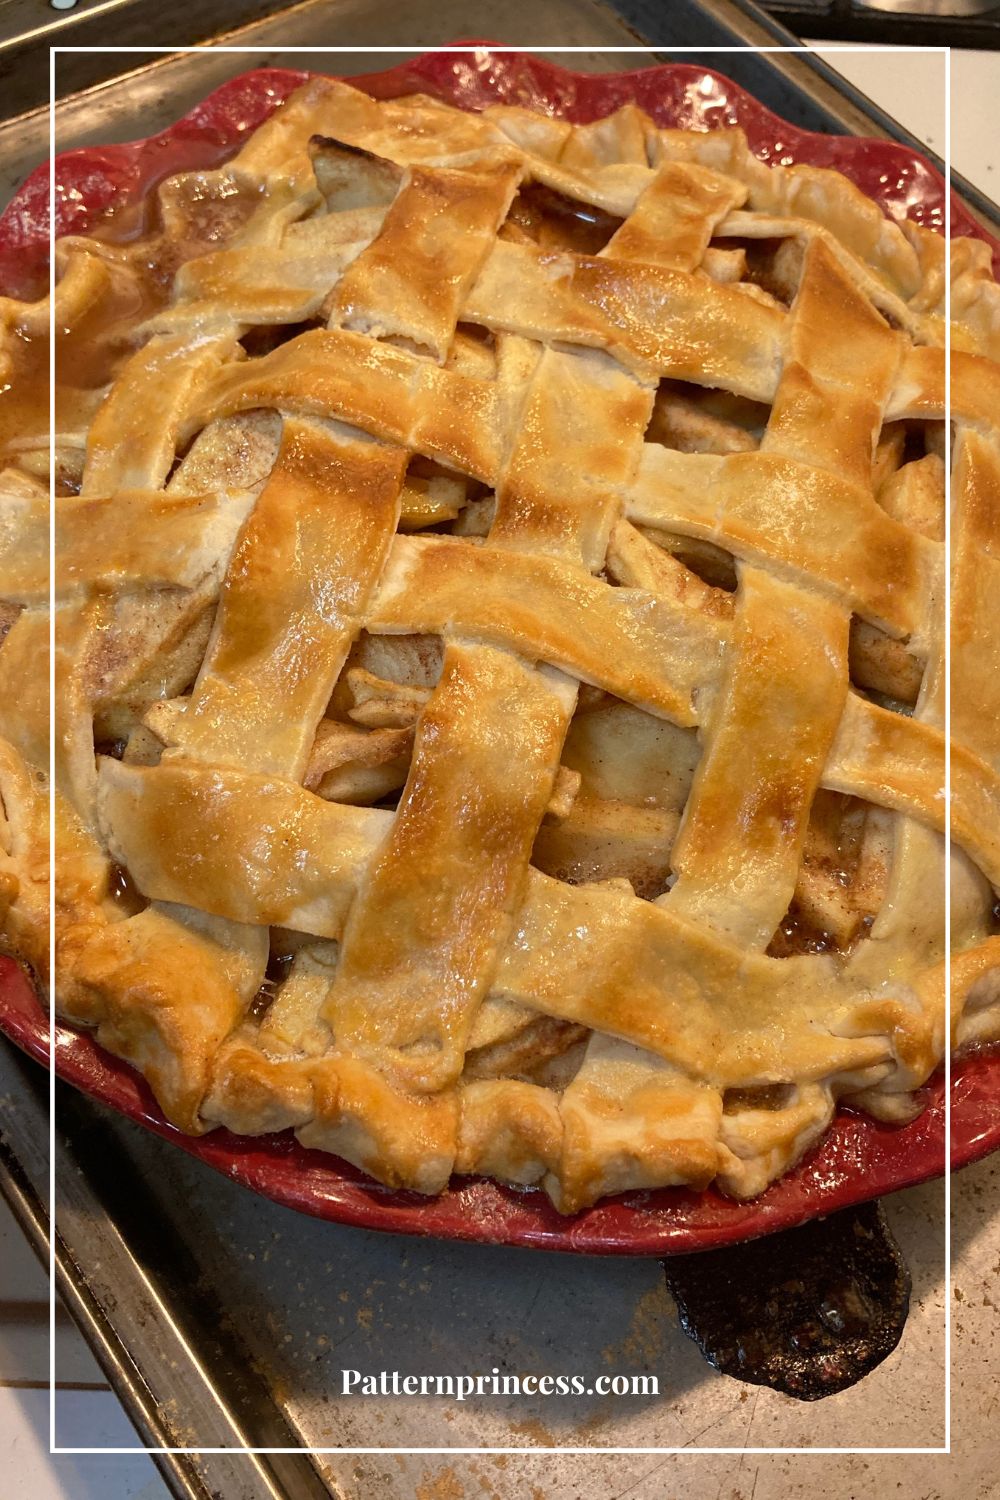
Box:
(661, 1200), (910, 1400)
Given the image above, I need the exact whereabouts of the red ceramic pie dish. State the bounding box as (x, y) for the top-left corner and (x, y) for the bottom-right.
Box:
(1, 48), (997, 1255)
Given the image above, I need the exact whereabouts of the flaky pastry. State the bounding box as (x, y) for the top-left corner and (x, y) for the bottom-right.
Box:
(1, 77), (998, 1212)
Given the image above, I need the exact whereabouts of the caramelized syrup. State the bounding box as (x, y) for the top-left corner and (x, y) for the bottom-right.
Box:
(723, 1083), (795, 1114)
(1, 146), (258, 467)
(0, 256), (166, 463)
(108, 862), (145, 914)
(505, 183), (623, 255)
(248, 944), (298, 1022)
(767, 905), (835, 959)
(0, 328), (48, 456)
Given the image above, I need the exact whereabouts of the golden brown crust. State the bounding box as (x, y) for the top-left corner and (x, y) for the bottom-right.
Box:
(1, 76), (997, 1213)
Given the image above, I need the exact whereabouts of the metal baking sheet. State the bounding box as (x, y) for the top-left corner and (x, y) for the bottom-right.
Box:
(0, 1027), (950, 1497)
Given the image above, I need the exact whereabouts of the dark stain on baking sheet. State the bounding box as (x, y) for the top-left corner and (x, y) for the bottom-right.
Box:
(661, 1200), (910, 1400)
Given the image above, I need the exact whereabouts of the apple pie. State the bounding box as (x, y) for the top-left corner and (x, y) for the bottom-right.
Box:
(0, 76), (998, 1212)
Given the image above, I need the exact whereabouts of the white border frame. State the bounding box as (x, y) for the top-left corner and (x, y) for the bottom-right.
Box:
(44, 35), (953, 1458)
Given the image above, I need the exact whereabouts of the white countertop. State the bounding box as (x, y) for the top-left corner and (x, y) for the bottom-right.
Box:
(0, 1194), (170, 1500)
(811, 43), (997, 206)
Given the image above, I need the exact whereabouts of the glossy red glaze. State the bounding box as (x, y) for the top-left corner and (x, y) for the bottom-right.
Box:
(1, 49), (997, 1253)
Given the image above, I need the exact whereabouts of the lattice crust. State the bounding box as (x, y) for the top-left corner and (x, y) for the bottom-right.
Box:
(1, 79), (999, 1213)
